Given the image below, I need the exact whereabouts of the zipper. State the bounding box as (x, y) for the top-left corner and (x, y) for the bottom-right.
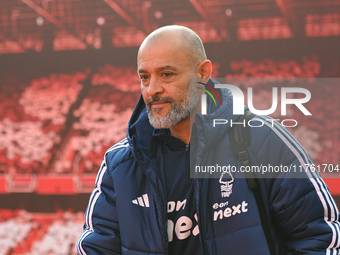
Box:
(132, 138), (168, 255)
(195, 179), (208, 255)
(186, 143), (207, 254)
(185, 144), (190, 178)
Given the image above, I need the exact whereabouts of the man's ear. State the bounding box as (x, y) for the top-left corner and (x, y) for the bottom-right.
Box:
(196, 60), (212, 83)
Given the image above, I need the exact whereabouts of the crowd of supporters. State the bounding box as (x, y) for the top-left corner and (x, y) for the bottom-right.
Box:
(56, 70), (139, 173)
(70, 99), (133, 173)
(0, 209), (83, 255)
(0, 119), (59, 174)
(0, 210), (34, 255)
(0, 72), (88, 174)
(19, 72), (87, 126)
(92, 64), (141, 92)
(227, 56), (321, 79)
(0, 60), (338, 176)
(28, 211), (83, 255)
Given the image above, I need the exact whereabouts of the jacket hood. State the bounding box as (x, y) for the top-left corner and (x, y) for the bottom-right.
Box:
(127, 94), (157, 171)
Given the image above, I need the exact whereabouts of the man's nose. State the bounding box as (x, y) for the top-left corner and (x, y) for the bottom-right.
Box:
(147, 78), (163, 97)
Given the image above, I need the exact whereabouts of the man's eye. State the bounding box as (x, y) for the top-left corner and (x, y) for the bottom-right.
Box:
(162, 72), (173, 77)
(140, 75), (149, 80)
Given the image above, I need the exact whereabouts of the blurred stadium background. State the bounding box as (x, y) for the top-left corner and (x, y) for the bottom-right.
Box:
(0, 0), (339, 254)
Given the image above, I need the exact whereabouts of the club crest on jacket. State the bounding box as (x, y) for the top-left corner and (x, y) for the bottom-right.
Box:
(219, 167), (234, 198)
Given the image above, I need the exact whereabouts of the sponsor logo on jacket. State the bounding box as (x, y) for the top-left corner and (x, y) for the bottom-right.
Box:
(212, 200), (248, 221)
(132, 194), (149, 207)
(167, 199), (200, 242)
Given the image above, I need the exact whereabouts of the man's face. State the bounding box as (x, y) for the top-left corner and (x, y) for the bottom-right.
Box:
(138, 38), (200, 129)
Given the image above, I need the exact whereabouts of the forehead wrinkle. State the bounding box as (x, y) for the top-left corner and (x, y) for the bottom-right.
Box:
(156, 65), (178, 72)
(138, 64), (179, 74)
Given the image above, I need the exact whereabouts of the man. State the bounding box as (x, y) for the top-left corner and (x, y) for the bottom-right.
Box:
(76, 25), (340, 254)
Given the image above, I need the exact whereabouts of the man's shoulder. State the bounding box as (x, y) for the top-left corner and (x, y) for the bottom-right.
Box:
(248, 115), (298, 164)
(104, 138), (133, 168)
(249, 115), (285, 142)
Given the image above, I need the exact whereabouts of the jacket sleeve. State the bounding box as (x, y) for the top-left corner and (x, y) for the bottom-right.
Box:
(76, 157), (122, 255)
(270, 176), (340, 255)
(249, 117), (340, 254)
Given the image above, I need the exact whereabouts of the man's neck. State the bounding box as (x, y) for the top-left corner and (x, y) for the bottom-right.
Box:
(169, 108), (199, 145)
(169, 119), (191, 145)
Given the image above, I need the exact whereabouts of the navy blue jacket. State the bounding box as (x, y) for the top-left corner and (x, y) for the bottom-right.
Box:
(76, 85), (340, 255)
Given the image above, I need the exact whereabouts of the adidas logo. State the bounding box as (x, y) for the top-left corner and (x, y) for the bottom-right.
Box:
(132, 194), (149, 207)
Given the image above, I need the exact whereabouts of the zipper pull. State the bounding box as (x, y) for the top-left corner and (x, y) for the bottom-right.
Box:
(186, 144), (190, 151)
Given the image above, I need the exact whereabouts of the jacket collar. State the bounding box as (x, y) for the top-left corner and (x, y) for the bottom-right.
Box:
(191, 78), (242, 155)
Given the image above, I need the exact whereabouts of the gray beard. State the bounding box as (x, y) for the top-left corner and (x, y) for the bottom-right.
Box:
(146, 84), (199, 129)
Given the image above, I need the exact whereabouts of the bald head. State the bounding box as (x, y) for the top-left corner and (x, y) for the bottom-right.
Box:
(138, 25), (207, 67)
